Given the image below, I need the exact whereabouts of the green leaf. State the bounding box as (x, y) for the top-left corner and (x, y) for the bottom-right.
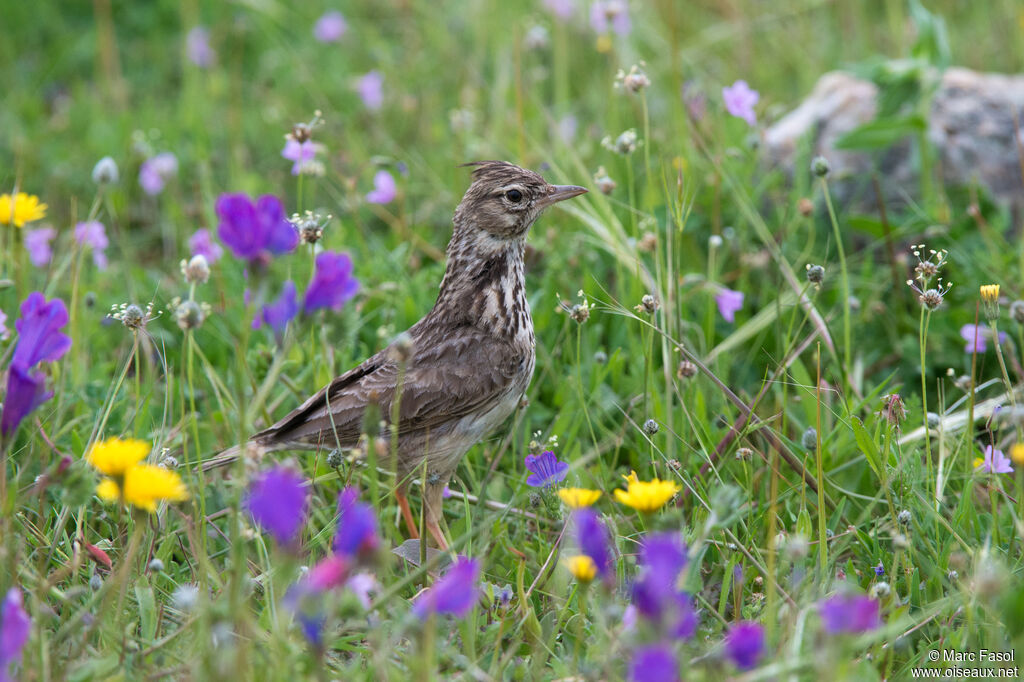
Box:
(135, 575), (157, 642)
(851, 417), (883, 479)
(834, 115), (926, 150)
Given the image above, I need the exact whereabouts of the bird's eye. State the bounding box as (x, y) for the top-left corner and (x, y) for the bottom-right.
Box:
(505, 189), (523, 203)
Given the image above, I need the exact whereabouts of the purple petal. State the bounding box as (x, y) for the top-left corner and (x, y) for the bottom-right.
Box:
(303, 251), (359, 314)
(365, 170), (397, 204)
(313, 11), (347, 43)
(412, 557), (480, 619)
(1, 364), (52, 437)
(628, 645), (679, 682)
(334, 487), (379, 559)
(189, 229), (223, 264)
(725, 621), (765, 670)
(523, 451), (569, 488)
(715, 287), (744, 323)
(23, 227), (56, 268)
(253, 281), (298, 340)
(244, 467), (309, 544)
(186, 26), (215, 67)
(1, 588), (31, 672)
(573, 508), (611, 577)
(356, 71), (384, 110)
(12, 292), (72, 369)
(256, 195), (299, 255)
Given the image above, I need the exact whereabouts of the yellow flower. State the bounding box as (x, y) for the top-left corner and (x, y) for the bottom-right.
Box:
(1011, 444), (1024, 466)
(97, 464), (188, 512)
(0, 192), (48, 228)
(558, 487), (602, 509)
(85, 437), (150, 476)
(564, 554), (597, 583)
(980, 284), (1000, 304)
(614, 470), (681, 512)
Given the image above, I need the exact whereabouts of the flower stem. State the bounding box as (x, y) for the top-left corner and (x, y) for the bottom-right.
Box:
(820, 178), (851, 378)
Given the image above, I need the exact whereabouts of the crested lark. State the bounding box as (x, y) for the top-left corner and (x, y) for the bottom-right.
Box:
(206, 161), (586, 548)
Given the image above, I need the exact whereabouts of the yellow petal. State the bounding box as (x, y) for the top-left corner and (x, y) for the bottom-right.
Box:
(558, 487), (602, 508)
(85, 437), (151, 476)
(564, 554), (597, 582)
(96, 478), (121, 502)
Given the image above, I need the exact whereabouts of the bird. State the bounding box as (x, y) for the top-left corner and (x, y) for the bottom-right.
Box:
(205, 161), (587, 549)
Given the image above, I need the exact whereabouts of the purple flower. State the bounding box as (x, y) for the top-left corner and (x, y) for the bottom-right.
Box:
(715, 287), (744, 323)
(23, 227), (56, 268)
(590, 1), (630, 35)
(639, 532), (688, 590)
(960, 323), (1005, 354)
(216, 193), (298, 263)
(725, 621), (765, 670)
(347, 572), (378, 610)
(1, 365), (52, 437)
(543, 0), (574, 20)
(365, 170), (397, 204)
(874, 562), (885, 577)
(334, 487), (379, 559)
(188, 228), (223, 264)
(631, 533), (696, 639)
(628, 644), (679, 682)
(303, 251), (359, 314)
(524, 450), (569, 487)
(252, 280), (298, 340)
(819, 594), (880, 634)
(11, 293), (72, 369)
(284, 555), (349, 647)
(186, 26), (215, 67)
(244, 467), (309, 545)
(281, 139), (323, 176)
(722, 80), (759, 127)
(0, 309), (7, 341)
(138, 152), (178, 196)
(356, 71), (384, 110)
(73, 221), (109, 270)
(573, 508), (611, 578)
(1, 588), (31, 680)
(313, 10), (347, 42)
(412, 557), (480, 619)
(978, 445), (1013, 474)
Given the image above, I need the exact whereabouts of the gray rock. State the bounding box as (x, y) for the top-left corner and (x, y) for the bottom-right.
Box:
(765, 68), (1024, 211)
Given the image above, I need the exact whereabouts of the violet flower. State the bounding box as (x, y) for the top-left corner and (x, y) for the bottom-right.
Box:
(725, 621), (765, 670)
(188, 228), (224, 264)
(186, 26), (215, 68)
(628, 644), (679, 682)
(977, 445), (1013, 474)
(715, 287), (744, 323)
(216, 193), (298, 263)
(303, 251), (359, 314)
(281, 139), (324, 176)
(573, 508), (611, 578)
(722, 80), (759, 127)
(365, 170), (396, 204)
(1, 588), (31, 681)
(960, 323), (1005, 354)
(138, 152), (178, 196)
(412, 557), (480, 619)
(1, 365), (51, 437)
(590, 1), (630, 35)
(313, 10), (347, 42)
(284, 554), (349, 647)
(11, 293), (72, 370)
(524, 450), (569, 488)
(356, 71), (384, 110)
(244, 467), (309, 545)
(819, 594), (880, 634)
(74, 221), (109, 270)
(543, 0), (574, 20)
(632, 533), (696, 639)
(252, 280), (298, 341)
(0, 309), (7, 341)
(23, 227), (56, 268)
(334, 487), (379, 559)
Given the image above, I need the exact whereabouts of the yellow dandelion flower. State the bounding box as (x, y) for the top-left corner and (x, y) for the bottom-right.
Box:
(614, 472), (681, 512)
(85, 437), (150, 476)
(1012, 444), (1024, 466)
(97, 464), (188, 512)
(0, 192), (48, 228)
(980, 284), (1000, 304)
(564, 554), (597, 583)
(558, 488), (602, 509)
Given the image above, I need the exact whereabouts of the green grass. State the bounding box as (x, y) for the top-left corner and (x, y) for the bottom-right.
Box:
(3, 0), (1024, 679)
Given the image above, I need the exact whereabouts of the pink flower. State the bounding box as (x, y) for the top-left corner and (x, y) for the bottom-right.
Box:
(139, 152), (178, 196)
(313, 10), (347, 42)
(186, 26), (215, 67)
(543, 0), (574, 20)
(715, 287), (744, 323)
(365, 170), (397, 204)
(0, 309), (7, 341)
(977, 445), (1013, 474)
(73, 221), (109, 270)
(590, 1), (630, 35)
(24, 227), (56, 267)
(722, 80), (759, 127)
(356, 71), (384, 110)
(188, 228), (223, 264)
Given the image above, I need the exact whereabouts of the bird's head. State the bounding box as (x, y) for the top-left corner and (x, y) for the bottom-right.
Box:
(454, 161), (587, 241)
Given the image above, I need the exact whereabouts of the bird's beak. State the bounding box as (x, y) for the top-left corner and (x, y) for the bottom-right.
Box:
(538, 184), (588, 208)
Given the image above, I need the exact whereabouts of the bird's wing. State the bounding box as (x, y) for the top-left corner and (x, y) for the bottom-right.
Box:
(255, 326), (527, 450)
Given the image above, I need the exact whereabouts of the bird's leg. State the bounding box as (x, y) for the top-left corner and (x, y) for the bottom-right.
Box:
(424, 481), (451, 550)
(395, 487), (419, 539)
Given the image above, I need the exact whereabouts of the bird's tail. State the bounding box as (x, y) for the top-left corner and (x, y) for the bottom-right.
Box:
(201, 436), (277, 472)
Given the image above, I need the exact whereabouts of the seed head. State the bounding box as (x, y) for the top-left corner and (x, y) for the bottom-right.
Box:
(810, 155), (830, 178)
(677, 359), (698, 380)
(387, 331), (415, 364)
(181, 254), (210, 284)
(878, 393), (906, 427)
(1009, 300), (1024, 325)
(174, 299), (207, 331)
(593, 166), (617, 194)
(593, 350), (608, 364)
(906, 276), (952, 311)
(801, 427), (818, 451)
(735, 447), (753, 461)
(637, 231), (657, 252)
(797, 197), (813, 217)
(616, 64), (651, 94)
(326, 449), (343, 469)
(897, 509), (911, 525)
(110, 302), (159, 331)
(805, 264), (825, 287)
(602, 129), (639, 155)
(635, 294), (659, 315)
(870, 582), (891, 600)
(172, 584), (200, 612)
(559, 291), (592, 324)
(148, 558), (165, 573)
(909, 244), (949, 288)
(290, 210), (331, 245)
(642, 419), (659, 436)
(92, 156), (120, 185)
(90, 574), (103, 591)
